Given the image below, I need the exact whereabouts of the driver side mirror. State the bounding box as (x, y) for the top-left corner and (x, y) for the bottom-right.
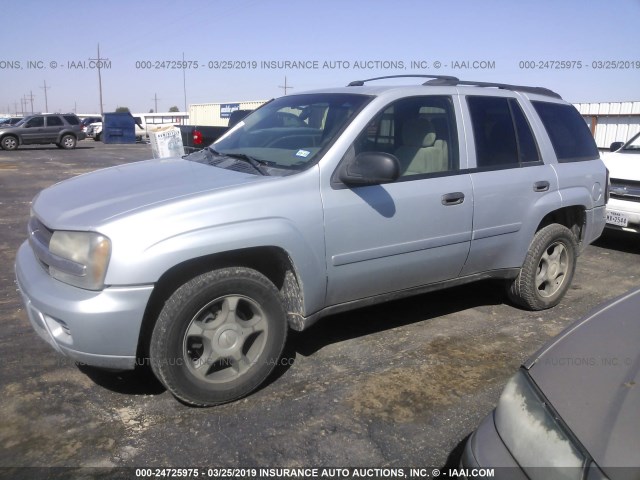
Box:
(609, 141), (624, 152)
(339, 152), (400, 186)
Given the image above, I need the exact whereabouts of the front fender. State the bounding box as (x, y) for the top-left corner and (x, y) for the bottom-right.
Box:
(104, 217), (327, 317)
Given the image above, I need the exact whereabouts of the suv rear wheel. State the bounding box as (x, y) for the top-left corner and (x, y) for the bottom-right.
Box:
(59, 134), (77, 149)
(150, 267), (288, 406)
(507, 224), (578, 310)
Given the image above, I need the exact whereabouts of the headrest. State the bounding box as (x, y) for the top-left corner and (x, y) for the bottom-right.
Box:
(402, 118), (436, 147)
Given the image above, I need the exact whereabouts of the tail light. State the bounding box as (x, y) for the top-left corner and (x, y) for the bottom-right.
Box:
(193, 130), (203, 145)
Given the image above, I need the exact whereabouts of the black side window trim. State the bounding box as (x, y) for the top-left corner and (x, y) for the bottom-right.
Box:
(507, 98), (541, 164)
(330, 158), (545, 190)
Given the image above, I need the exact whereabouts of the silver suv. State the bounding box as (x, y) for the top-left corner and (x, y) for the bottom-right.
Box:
(15, 76), (608, 406)
(0, 113), (86, 150)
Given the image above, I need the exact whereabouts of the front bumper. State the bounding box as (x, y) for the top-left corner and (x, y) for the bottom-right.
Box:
(15, 241), (154, 370)
(605, 198), (640, 234)
(461, 412), (528, 480)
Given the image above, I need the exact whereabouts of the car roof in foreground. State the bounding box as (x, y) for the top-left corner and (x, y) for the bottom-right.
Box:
(525, 288), (640, 474)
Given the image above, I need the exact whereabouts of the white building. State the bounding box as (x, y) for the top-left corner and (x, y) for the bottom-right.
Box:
(573, 101), (640, 150)
(188, 101), (267, 126)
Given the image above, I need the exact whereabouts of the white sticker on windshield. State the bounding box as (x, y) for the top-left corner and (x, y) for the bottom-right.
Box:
(296, 149), (310, 158)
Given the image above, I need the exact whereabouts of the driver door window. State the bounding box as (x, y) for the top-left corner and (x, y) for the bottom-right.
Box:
(353, 96), (459, 177)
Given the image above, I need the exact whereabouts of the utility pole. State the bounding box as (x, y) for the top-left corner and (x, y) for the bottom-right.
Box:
(278, 76), (293, 95)
(152, 93), (160, 113)
(182, 52), (187, 113)
(26, 91), (35, 114)
(89, 43), (108, 116)
(14, 102), (18, 115)
(40, 80), (51, 112)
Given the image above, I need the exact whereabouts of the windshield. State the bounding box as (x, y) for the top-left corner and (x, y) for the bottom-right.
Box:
(211, 93), (370, 171)
(623, 132), (640, 151)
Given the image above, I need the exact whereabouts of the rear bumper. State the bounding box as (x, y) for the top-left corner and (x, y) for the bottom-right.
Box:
(15, 241), (154, 370)
(581, 205), (607, 251)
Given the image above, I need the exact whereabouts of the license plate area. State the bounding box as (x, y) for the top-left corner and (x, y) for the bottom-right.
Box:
(606, 210), (629, 227)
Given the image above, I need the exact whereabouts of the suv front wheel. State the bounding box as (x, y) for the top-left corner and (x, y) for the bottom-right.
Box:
(1, 135), (18, 151)
(150, 267), (288, 406)
(507, 224), (578, 310)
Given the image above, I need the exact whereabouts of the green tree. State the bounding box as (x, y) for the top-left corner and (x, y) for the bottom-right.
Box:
(115, 106), (130, 113)
(168, 106), (180, 112)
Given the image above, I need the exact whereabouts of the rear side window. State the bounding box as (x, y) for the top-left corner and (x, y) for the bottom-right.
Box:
(467, 96), (540, 168)
(46, 116), (63, 127)
(532, 101), (599, 162)
(63, 115), (79, 125)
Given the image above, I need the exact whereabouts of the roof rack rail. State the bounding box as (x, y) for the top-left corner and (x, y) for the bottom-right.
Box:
(347, 75), (460, 87)
(347, 75), (562, 99)
(423, 77), (562, 99)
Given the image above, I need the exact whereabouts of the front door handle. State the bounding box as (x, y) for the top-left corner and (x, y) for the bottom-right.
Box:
(534, 181), (550, 192)
(441, 192), (465, 206)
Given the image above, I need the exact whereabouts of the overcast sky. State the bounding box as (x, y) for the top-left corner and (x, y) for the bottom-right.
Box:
(1, 0), (639, 115)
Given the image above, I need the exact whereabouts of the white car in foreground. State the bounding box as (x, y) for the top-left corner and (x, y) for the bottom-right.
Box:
(602, 132), (640, 233)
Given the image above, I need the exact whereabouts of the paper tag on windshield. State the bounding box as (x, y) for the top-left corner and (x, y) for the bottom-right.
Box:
(295, 149), (310, 158)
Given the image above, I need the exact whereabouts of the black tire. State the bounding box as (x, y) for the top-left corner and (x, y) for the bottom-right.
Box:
(60, 134), (76, 149)
(94, 133), (101, 141)
(1, 135), (18, 151)
(150, 267), (288, 406)
(507, 224), (577, 310)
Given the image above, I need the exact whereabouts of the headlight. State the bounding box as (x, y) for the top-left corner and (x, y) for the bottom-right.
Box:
(494, 370), (586, 480)
(49, 231), (111, 290)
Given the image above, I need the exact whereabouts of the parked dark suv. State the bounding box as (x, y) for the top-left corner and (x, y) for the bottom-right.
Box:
(0, 113), (86, 150)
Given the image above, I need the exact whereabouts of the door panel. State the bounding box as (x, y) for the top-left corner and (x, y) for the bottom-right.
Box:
(461, 165), (559, 275)
(323, 175), (473, 305)
(20, 116), (45, 144)
(322, 94), (474, 306)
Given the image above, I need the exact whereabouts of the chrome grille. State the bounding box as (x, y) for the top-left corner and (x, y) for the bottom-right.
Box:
(610, 179), (640, 203)
(28, 217), (53, 270)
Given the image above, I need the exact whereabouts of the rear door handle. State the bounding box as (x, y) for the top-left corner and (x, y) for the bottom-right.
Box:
(533, 181), (550, 192)
(441, 192), (465, 206)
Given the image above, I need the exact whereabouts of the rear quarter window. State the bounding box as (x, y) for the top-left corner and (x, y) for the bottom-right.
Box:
(532, 101), (599, 162)
(63, 115), (80, 125)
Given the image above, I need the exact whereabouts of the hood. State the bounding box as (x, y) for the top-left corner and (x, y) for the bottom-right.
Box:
(602, 150), (640, 182)
(525, 288), (640, 475)
(32, 157), (267, 230)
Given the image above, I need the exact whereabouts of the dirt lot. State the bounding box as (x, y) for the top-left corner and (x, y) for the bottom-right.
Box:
(1, 141), (639, 472)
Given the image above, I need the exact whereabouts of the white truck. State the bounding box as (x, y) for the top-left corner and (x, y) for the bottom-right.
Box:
(602, 132), (640, 234)
(87, 115), (171, 142)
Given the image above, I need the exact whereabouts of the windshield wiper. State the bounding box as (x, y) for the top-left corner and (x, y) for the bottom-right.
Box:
(219, 152), (270, 176)
(203, 147), (271, 175)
